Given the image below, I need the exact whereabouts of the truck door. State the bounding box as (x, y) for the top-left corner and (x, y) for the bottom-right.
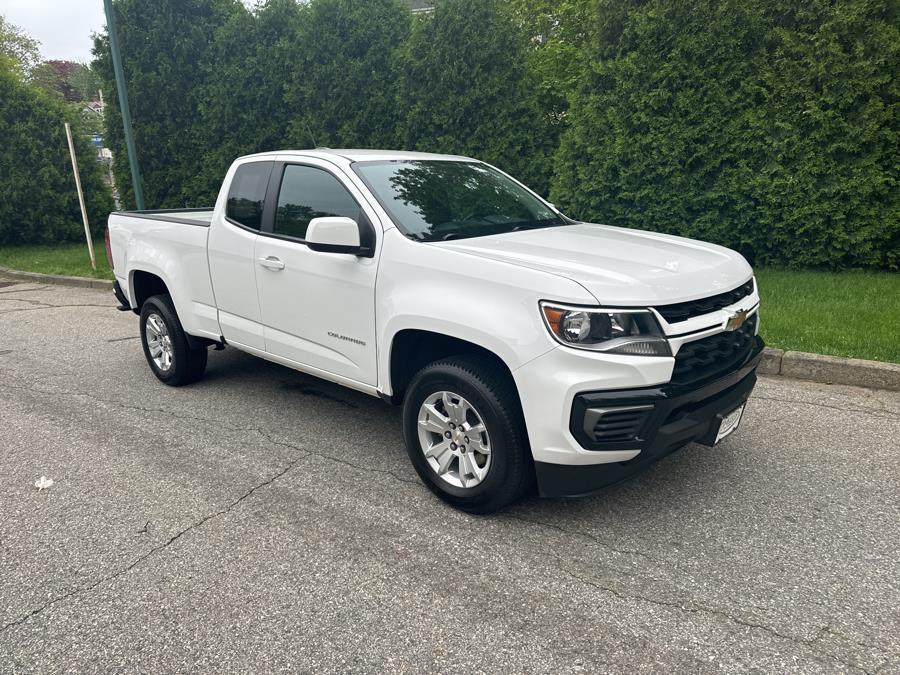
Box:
(207, 160), (274, 351)
(253, 160), (380, 387)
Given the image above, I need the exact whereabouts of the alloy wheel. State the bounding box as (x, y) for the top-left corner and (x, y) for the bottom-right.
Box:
(417, 391), (492, 488)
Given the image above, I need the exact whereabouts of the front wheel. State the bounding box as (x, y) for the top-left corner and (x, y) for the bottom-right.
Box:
(139, 294), (207, 386)
(401, 356), (533, 514)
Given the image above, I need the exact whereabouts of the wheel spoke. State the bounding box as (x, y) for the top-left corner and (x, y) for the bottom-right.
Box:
(464, 423), (489, 454)
(425, 439), (450, 459)
(441, 392), (458, 422)
(419, 403), (450, 434)
(148, 315), (163, 336)
(436, 446), (455, 475)
(459, 451), (475, 483)
(470, 457), (487, 481)
(456, 397), (472, 423)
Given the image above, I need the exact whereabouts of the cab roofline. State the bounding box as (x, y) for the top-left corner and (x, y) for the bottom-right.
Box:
(235, 148), (476, 164)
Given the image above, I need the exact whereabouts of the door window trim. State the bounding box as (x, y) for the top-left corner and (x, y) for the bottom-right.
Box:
(257, 161), (376, 255)
(223, 160), (276, 233)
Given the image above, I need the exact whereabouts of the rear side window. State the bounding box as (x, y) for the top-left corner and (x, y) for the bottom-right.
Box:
(226, 162), (273, 230)
(274, 165), (360, 240)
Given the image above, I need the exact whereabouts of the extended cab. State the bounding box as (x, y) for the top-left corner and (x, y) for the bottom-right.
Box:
(107, 150), (764, 512)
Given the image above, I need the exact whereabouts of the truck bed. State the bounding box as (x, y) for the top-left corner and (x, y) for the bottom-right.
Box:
(110, 208), (214, 227)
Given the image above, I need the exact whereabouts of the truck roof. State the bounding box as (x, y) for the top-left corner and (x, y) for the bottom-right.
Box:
(238, 148), (476, 164)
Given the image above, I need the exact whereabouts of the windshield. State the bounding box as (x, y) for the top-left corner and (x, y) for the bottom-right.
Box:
(352, 160), (567, 242)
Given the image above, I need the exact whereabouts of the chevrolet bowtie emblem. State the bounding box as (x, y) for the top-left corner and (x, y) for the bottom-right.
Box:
(724, 309), (749, 332)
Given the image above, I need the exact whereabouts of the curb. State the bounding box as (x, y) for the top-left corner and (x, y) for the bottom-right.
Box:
(0, 267), (897, 391)
(0, 266), (113, 289)
(759, 347), (899, 392)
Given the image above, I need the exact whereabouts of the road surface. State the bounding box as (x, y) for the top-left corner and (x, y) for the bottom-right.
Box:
(0, 280), (897, 673)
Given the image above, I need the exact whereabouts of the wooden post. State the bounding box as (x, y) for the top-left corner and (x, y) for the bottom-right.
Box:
(65, 122), (96, 272)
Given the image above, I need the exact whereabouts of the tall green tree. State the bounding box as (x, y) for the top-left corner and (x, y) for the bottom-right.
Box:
(0, 58), (113, 245)
(31, 60), (101, 101)
(92, 0), (243, 209)
(507, 0), (591, 127)
(188, 0), (303, 202)
(553, 0), (899, 269)
(283, 0), (411, 150)
(0, 15), (40, 77)
(398, 0), (557, 196)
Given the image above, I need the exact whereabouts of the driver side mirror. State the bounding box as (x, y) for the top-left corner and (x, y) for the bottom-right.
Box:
(306, 217), (371, 256)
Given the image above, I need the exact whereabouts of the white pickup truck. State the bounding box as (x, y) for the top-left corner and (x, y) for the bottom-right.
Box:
(107, 149), (763, 512)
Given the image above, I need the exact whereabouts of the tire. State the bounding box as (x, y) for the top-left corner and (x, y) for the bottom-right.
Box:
(139, 294), (207, 386)
(401, 355), (533, 514)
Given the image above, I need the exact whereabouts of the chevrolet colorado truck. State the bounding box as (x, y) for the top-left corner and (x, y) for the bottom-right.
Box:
(106, 149), (763, 513)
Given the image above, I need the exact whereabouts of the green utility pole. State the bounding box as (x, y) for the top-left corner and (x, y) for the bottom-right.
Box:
(103, 0), (145, 210)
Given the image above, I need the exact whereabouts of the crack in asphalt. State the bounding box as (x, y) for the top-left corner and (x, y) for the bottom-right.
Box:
(752, 393), (899, 419)
(254, 429), (420, 487)
(0, 302), (112, 316)
(0, 382), (421, 490)
(0, 453), (306, 636)
(539, 547), (876, 674)
(503, 513), (658, 563)
(0, 284), (52, 295)
(0, 382), (251, 431)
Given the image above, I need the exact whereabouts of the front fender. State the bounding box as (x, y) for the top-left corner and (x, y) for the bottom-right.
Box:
(375, 231), (596, 395)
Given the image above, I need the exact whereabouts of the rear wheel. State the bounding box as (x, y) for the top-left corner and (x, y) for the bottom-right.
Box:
(402, 356), (532, 514)
(139, 294), (207, 386)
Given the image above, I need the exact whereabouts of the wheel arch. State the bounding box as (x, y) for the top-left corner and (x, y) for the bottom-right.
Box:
(385, 328), (521, 406)
(129, 269), (170, 314)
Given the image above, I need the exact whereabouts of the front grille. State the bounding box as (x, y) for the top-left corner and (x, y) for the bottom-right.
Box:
(671, 315), (758, 386)
(585, 405), (653, 443)
(654, 280), (754, 324)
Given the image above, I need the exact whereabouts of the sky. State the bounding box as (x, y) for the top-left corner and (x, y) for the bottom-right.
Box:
(1, 0), (106, 63)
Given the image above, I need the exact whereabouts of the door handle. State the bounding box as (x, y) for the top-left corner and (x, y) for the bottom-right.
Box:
(258, 256), (285, 271)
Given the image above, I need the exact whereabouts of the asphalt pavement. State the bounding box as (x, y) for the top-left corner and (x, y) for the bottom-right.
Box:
(0, 280), (898, 673)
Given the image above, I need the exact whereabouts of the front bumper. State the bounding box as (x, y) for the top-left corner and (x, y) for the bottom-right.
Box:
(532, 337), (763, 497)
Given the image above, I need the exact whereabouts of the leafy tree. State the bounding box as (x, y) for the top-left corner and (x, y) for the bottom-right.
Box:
(0, 58), (114, 245)
(397, 0), (557, 196)
(31, 60), (92, 101)
(70, 62), (103, 102)
(73, 103), (105, 136)
(552, 0), (899, 269)
(507, 0), (591, 124)
(92, 0), (244, 209)
(283, 0), (411, 150)
(0, 15), (40, 77)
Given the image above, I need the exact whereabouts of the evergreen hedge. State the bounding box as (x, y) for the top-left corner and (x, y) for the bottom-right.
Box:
(88, 0), (897, 269)
(0, 60), (113, 245)
(552, 0), (899, 269)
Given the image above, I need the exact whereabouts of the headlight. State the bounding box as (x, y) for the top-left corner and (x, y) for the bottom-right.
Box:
(540, 303), (671, 356)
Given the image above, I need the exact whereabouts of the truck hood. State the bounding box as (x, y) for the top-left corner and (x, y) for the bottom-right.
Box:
(434, 223), (753, 306)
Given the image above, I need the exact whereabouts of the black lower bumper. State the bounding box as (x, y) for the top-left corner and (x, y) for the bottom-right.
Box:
(535, 339), (763, 498)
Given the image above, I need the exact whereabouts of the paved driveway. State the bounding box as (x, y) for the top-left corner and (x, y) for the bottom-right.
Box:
(0, 280), (897, 673)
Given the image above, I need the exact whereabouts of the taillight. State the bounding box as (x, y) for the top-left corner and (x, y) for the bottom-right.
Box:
(104, 228), (114, 270)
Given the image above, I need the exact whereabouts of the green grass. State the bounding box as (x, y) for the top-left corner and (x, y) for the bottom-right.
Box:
(755, 268), (899, 363)
(0, 243), (896, 362)
(0, 241), (113, 280)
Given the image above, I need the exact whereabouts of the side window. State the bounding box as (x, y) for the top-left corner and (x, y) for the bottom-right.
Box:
(226, 162), (273, 230)
(274, 165), (361, 240)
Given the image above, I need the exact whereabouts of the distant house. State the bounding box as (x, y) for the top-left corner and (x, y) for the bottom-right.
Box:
(408, 0), (435, 13)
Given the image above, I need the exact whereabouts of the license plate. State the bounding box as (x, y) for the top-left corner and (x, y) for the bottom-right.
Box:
(715, 404), (745, 444)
